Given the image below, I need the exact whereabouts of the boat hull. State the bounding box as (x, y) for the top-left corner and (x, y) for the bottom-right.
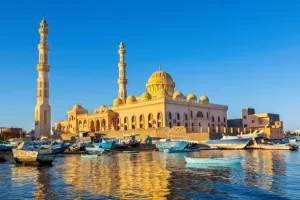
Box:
(39, 145), (69, 155)
(156, 141), (189, 151)
(206, 138), (251, 149)
(185, 156), (243, 164)
(85, 147), (105, 154)
(0, 144), (14, 151)
(260, 144), (298, 150)
(12, 149), (54, 165)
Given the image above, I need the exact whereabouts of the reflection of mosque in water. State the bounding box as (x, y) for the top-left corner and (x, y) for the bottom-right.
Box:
(60, 153), (171, 199)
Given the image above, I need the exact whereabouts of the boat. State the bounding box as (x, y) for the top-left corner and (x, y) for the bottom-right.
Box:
(93, 139), (117, 149)
(81, 154), (98, 158)
(0, 142), (15, 151)
(12, 142), (55, 165)
(185, 156), (243, 164)
(39, 140), (69, 155)
(206, 138), (251, 149)
(113, 134), (141, 149)
(156, 139), (189, 151)
(183, 148), (201, 152)
(85, 145), (105, 154)
(289, 139), (300, 148)
(260, 143), (298, 150)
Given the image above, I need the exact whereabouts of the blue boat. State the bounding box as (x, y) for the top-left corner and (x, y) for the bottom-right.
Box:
(0, 144), (14, 151)
(156, 139), (189, 151)
(206, 138), (251, 149)
(93, 139), (116, 149)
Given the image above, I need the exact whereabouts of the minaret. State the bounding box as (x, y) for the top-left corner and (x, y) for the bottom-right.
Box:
(34, 18), (51, 139)
(118, 41), (127, 103)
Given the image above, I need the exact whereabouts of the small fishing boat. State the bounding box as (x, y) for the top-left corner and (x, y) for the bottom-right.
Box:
(206, 138), (251, 149)
(39, 141), (69, 155)
(156, 139), (189, 151)
(0, 143), (15, 151)
(81, 154), (98, 158)
(85, 145), (105, 154)
(184, 156), (243, 164)
(12, 143), (55, 165)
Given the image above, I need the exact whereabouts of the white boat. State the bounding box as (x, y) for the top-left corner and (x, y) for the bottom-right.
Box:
(85, 145), (105, 154)
(185, 156), (243, 164)
(206, 138), (251, 149)
(12, 143), (55, 165)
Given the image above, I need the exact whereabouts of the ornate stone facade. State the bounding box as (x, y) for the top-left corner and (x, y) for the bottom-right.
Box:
(54, 42), (228, 137)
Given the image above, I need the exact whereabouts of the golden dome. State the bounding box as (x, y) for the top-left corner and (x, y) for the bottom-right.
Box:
(186, 93), (197, 102)
(146, 70), (175, 98)
(199, 95), (209, 104)
(126, 95), (137, 104)
(157, 89), (168, 99)
(141, 92), (151, 101)
(113, 98), (123, 107)
(173, 90), (184, 100)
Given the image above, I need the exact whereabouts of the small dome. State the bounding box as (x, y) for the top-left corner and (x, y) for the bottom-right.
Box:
(141, 92), (151, 101)
(113, 98), (123, 107)
(173, 90), (184, 100)
(72, 104), (83, 110)
(126, 95), (137, 104)
(157, 89), (168, 99)
(199, 95), (209, 104)
(186, 93), (197, 102)
(99, 104), (107, 109)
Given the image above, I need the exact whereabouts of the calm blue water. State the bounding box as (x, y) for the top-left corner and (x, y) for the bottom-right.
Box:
(0, 150), (299, 199)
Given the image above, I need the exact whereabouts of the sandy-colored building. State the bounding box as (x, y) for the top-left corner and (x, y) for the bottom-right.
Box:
(54, 42), (228, 139)
(228, 108), (283, 139)
(0, 127), (22, 139)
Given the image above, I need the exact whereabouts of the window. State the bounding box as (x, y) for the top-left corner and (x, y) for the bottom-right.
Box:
(169, 112), (172, 120)
(196, 111), (203, 118)
(244, 124), (247, 128)
(212, 116), (215, 122)
(44, 110), (47, 124)
(252, 120), (255, 123)
(185, 123), (188, 128)
(177, 113), (180, 120)
(218, 116), (220, 123)
(185, 113), (188, 121)
(207, 112), (209, 118)
(224, 117), (226, 123)
(190, 111), (193, 118)
(199, 123), (201, 127)
(177, 122), (180, 126)
(243, 116), (247, 119)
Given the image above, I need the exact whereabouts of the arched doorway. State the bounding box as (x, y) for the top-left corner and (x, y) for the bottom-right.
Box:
(101, 119), (106, 131)
(96, 120), (100, 131)
(148, 113), (153, 128)
(157, 113), (163, 128)
(90, 120), (95, 132)
(139, 115), (145, 128)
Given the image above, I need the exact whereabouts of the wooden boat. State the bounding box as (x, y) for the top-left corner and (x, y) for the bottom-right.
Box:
(185, 156), (243, 164)
(12, 143), (55, 165)
(81, 154), (98, 158)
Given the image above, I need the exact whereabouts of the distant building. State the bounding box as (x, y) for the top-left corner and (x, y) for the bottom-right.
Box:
(228, 108), (283, 139)
(295, 130), (300, 134)
(0, 127), (22, 139)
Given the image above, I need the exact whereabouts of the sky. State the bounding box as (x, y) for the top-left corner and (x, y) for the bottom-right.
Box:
(0, 0), (299, 131)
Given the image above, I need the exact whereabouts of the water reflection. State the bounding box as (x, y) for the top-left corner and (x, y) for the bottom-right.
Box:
(1, 150), (299, 199)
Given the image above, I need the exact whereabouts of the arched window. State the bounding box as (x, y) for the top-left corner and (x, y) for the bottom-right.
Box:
(131, 116), (136, 129)
(177, 113), (180, 120)
(190, 111), (193, 118)
(184, 113), (188, 121)
(44, 110), (47, 124)
(148, 113), (153, 128)
(157, 113), (163, 128)
(196, 111), (203, 118)
(224, 117), (226, 123)
(207, 112), (209, 118)
(218, 116), (220, 123)
(124, 117), (128, 131)
(169, 112), (172, 120)
(212, 116), (215, 122)
(139, 114), (145, 128)
(199, 123), (201, 127)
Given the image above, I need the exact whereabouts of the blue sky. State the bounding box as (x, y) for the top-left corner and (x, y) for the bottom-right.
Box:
(0, 0), (299, 131)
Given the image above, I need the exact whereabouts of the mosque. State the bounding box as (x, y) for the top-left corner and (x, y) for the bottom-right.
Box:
(54, 41), (228, 138)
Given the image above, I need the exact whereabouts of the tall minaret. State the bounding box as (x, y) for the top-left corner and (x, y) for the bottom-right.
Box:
(34, 18), (51, 139)
(118, 41), (127, 103)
